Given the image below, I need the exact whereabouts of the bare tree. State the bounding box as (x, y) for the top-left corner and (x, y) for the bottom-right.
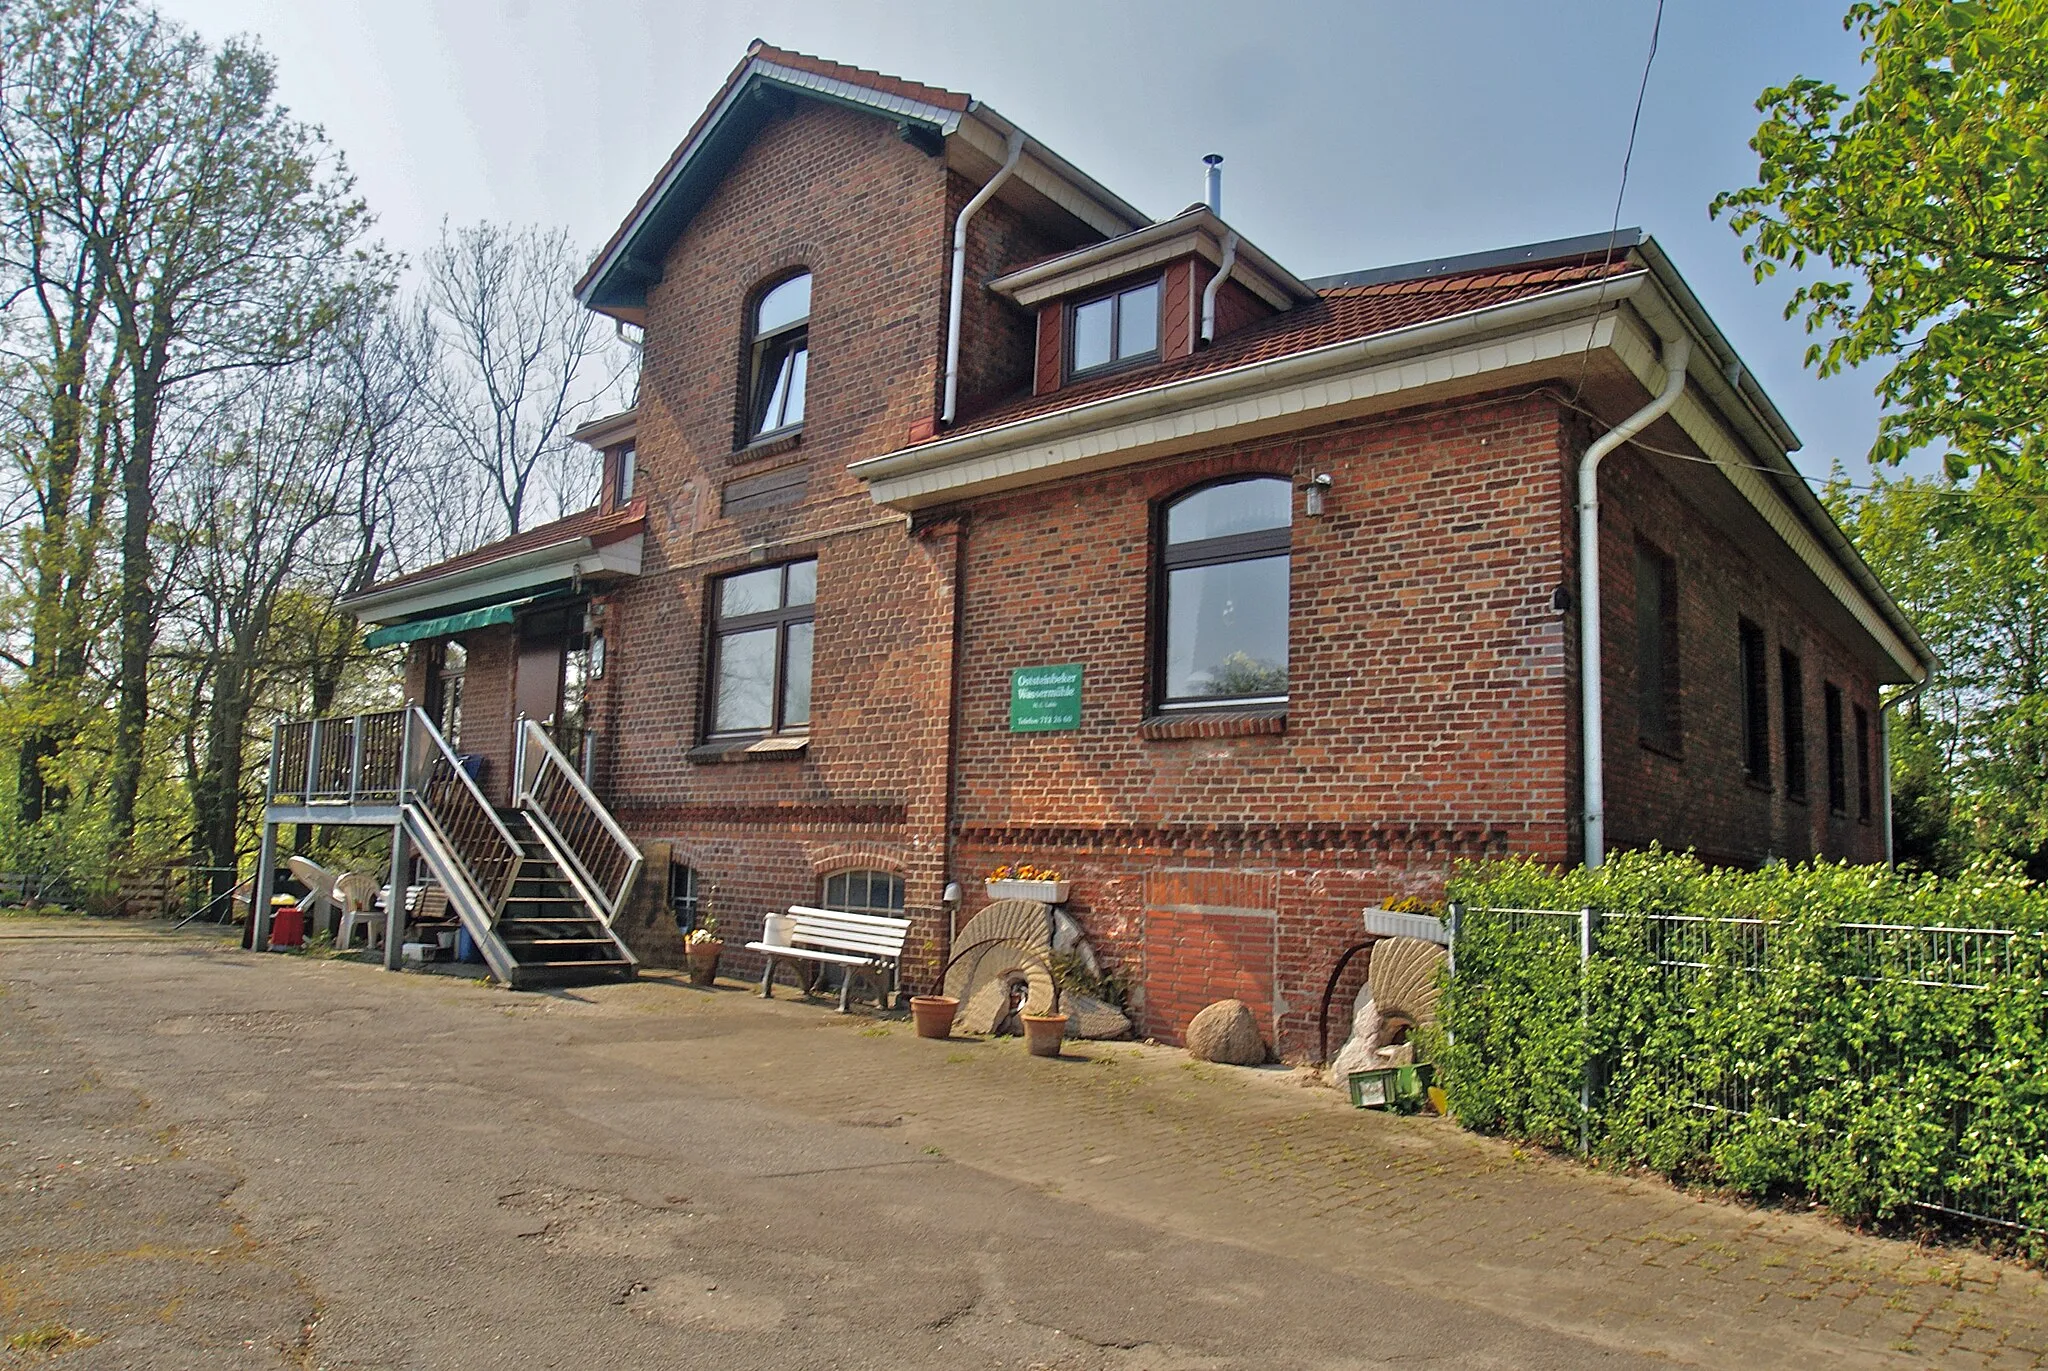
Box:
(425, 221), (631, 546)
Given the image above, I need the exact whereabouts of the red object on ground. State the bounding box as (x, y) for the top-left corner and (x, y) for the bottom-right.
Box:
(269, 902), (305, 949)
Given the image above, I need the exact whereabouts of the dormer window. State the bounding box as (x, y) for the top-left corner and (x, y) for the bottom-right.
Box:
(614, 442), (636, 507)
(1068, 277), (1160, 378)
(746, 272), (811, 440)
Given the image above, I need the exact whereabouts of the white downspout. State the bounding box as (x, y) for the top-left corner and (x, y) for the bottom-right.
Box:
(942, 128), (1025, 426)
(1200, 231), (1239, 345)
(1879, 679), (1929, 865)
(1579, 332), (1691, 868)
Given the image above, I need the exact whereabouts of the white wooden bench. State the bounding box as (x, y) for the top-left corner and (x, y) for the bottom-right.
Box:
(746, 905), (912, 1013)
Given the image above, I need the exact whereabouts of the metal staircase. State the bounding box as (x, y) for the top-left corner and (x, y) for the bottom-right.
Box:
(258, 707), (639, 987)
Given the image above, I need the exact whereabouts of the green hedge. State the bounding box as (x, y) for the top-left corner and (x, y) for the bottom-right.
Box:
(1436, 849), (2048, 1232)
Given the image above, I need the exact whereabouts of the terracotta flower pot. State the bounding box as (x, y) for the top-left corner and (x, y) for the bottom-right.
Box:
(686, 940), (722, 986)
(910, 995), (960, 1039)
(1021, 1011), (1068, 1058)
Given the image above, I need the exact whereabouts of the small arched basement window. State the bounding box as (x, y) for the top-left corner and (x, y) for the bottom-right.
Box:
(1158, 476), (1292, 708)
(745, 272), (811, 440)
(822, 869), (904, 917)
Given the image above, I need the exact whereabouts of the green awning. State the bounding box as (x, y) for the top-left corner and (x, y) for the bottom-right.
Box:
(364, 603), (518, 649)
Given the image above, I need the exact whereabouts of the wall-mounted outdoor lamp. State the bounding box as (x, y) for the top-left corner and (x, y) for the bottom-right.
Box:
(1303, 472), (1333, 518)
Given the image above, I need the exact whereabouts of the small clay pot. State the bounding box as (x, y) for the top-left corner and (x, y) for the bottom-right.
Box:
(686, 940), (722, 986)
(910, 995), (960, 1039)
(1021, 1011), (1068, 1058)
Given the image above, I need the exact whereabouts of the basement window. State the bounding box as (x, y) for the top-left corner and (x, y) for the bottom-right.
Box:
(1068, 277), (1161, 378)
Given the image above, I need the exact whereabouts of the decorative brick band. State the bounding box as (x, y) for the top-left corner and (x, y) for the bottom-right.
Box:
(955, 821), (1513, 857)
(618, 801), (909, 828)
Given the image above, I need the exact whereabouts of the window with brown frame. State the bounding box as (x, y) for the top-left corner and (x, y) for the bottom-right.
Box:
(1068, 277), (1161, 379)
(743, 272), (810, 442)
(1824, 681), (1847, 815)
(1781, 648), (1808, 801)
(1634, 540), (1680, 753)
(1738, 619), (1769, 783)
(1157, 476), (1291, 709)
(1854, 702), (1873, 823)
(706, 559), (814, 739)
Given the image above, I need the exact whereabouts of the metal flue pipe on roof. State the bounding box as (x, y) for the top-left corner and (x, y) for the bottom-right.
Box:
(1203, 153), (1223, 215)
(943, 128), (1026, 426)
(1579, 331), (1691, 869)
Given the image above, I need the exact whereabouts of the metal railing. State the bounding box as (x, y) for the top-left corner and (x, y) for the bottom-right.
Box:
(514, 716), (640, 922)
(270, 708), (409, 806)
(405, 707), (524, 924)
(1454, 902), (2048, 1235)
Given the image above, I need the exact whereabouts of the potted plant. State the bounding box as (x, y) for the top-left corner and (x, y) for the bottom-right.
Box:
(909, 993), (960, 1039)
(685, 914), (722, 986)
(984, 862), (1070, 905)
(1020, 983), (1067, 1058)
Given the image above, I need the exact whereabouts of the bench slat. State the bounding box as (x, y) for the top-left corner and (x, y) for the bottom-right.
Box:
(787, 905), (910, 932)
(743, 941), (876, 967)
(791, 929), (905, 955)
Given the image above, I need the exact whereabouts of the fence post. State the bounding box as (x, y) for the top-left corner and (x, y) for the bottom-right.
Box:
(304, 717), (323, 798)
(347, 713), (365, 803)
(1579, 905), (1598, 1156)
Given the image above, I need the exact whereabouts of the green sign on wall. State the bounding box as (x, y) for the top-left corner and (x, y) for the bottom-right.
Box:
(1009, 664), (1083, 732)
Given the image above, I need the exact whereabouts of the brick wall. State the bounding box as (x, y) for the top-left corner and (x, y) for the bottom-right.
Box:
(947, 393), (1575, 1057)
(1594, 443), (1887, 866)
(455, 624), (516, 804)
(589, 99), (968, 975)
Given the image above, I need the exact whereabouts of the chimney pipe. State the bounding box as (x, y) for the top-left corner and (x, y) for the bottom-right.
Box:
(1203, 154), (1223, 216)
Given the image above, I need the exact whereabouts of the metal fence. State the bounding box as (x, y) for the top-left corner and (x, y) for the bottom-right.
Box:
(1454, 902), (2048, 1235)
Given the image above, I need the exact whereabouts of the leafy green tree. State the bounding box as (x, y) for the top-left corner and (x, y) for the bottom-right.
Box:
(1828, 474), (2048, 872)
(0, 0), (385, 844)
(1713, 0), (2048, 477)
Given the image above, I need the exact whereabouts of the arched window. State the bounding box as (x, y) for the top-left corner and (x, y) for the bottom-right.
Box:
(745, 272), (810, 440)
(1158, 476), (1291, 708)
(822, 869), (904, 916)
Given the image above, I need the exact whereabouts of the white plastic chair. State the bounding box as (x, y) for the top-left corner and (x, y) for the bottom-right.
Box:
(286, 856), (338, 936)
(334, 871), (383, 951)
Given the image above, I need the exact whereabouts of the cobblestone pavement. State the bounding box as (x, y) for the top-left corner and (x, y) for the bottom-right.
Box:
(2, 925), (2045, 1368)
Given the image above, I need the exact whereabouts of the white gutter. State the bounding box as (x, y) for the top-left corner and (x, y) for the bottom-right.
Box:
(1579, 332), (1691, 869)
(1879, 678), (1931, 865)
(1200, 231), (1239, 344)
(942, 128), (1025, 425)
(862, 271), (1650, 487)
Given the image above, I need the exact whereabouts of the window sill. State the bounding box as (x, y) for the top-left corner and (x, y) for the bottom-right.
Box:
(687, 735), (810, 764)
(1638, 738), (1683, 762)
(731, 430), (802, 465)
(1140, 707), (1286, 740)
(1744, 775), (1774, 794)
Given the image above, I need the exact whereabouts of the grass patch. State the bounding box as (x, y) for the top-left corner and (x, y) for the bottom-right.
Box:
(7, 1321), (82, 1355)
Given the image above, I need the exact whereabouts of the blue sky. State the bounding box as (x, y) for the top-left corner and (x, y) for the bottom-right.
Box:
(155, 0), (1898, 480)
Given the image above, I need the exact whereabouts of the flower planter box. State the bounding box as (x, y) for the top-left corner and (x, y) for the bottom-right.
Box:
(985, 879), (1069, 904)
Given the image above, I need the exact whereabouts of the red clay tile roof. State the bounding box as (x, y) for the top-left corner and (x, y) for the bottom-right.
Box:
(576, 42), (968, 301)
(748, 43), (971, 115)
(354, 502), (646, 602)
(945, 256), (1641, 439)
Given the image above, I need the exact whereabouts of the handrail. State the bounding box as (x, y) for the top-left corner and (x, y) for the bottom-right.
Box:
(515, 717), (641, 921)
(405, 706), (523, 921)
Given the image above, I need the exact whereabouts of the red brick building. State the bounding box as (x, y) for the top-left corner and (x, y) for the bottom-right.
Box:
(340, 45), (1931, 1057)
